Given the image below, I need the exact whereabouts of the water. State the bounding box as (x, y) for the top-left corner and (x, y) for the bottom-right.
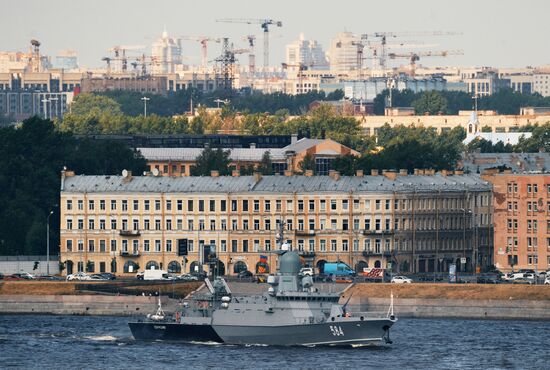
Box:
(0, 315), (548, 370)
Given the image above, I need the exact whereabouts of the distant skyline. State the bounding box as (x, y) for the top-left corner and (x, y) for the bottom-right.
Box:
(3, 0), (550, 69)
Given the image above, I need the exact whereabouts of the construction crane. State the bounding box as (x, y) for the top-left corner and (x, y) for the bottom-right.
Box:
(216, 18), (282, 69)
(108, 45), (146, 72)
(101, 57), (112, 76)
(242, 35), (256, 76)
(281, 62), (314, 94)
(365, 31), (461, 70)
(387, 50), (463, 76)
(180, 36), (221, 71)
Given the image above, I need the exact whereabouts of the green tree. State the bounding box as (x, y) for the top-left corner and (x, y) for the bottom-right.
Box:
(190, 148), (231, 176)
(70, 93), (122, 116)
(299, 153), (316, 173)
(258, 151), (274, 175)
(412, 91), (448, 115)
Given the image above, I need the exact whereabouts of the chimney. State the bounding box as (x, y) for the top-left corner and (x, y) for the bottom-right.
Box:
(425, 169), (435, 176)
(329, 170), (341, 181)
(328, 169), (336, 177)
(454, 169), (464, 175)
(250, 143), (256, 149)
(284, 169), (293, 177)
(122, 170), (133, 183)
(441, 169), (448, 177)
(253, 171), (262, 183)
(383, 170), (397, 180)
(291, 133), (298, 144)
(371, 169), (379, 176)
(305, 169), (314, 177)
(210, 170), (219, 177)
(414, 169), (420, 175)
(356, 169), (364, 177)
(232, 170), (240, 177)
(399, 169), (408, 176)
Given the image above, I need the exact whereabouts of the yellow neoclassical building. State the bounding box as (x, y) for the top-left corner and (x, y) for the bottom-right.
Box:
(59, 169), (493, 277)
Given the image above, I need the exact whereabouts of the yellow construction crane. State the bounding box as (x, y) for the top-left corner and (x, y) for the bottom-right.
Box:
(387, 50), (464, 76)
(216, 18), (282, 69)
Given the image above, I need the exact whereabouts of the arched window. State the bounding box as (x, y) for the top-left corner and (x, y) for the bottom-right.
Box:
(65, 260), (74, 275)
(374, 260), (381, 268)
(233, 261), (248, 274)
(146, 261), (160, 270)
(167, 261), (181, 273)
(355, 260), (368, 273)
(189, 261), (200, 274)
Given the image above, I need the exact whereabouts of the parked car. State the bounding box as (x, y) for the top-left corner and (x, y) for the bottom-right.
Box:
(477, 275), (499, 284)
(4, 274), (25, 281)
(391, 276), (412, 284)
(96, 273), (116, 280)
(238, 270), (253, 279)
(66, 272), (91, 281)
(545, 276), (550, 285)
(512, 277), (534, 285)
(136, 271), (145, 280)
(0, 273), (4, 280)
(177, 274), (199, 281)
(35, 275), (64, 281)
(300, 267), (314, 276)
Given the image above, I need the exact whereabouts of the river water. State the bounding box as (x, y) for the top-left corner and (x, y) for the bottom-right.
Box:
(0, 315), (548, 369)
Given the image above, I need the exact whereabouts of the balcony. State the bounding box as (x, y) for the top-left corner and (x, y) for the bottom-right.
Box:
(362, 250), (392, 257)
(362, 229), (394, 236)
(298, 251), (316, 258)
(120, 250), (140, 257)
(295, 230), (316, 237)
(119, 229), (141, 237)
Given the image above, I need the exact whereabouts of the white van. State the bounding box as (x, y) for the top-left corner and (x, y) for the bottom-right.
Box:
(143, 269), (170, 280)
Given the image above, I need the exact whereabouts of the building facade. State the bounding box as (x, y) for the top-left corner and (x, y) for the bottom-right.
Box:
(483, 172), (550, 272)
(59, 170), (492, 277)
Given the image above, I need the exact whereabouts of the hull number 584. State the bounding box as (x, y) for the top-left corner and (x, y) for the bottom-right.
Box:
(329, 325), (344, 336)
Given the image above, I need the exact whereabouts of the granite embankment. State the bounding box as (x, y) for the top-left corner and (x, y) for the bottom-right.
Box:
(342, 283), (550, 320)
(1, 281), (549, 319)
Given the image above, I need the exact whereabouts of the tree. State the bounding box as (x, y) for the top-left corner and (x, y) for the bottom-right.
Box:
(412, 91), (448, 115)
(299, 154), (315, 174)
(258, 151), (274, 175)
(69, 93), (122, 116)
(190, 148), (231, 176)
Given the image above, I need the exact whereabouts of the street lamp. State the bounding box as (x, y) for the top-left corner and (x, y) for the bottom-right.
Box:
(46, 209), (55, 275)
(141, 96), (150, 117)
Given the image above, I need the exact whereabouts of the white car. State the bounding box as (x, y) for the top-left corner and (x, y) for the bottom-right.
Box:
(544, 276), (550, 285)
(66, 272), (91, 281)
(391, 276), (412, 284)
(300, 267), (314, 276)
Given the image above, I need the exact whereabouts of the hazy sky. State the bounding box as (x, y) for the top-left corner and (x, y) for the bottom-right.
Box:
(3, 0), (549, 69)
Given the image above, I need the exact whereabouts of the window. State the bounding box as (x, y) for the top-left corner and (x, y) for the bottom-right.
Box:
(144, 219), (150, 230)
(232, 220), (237, 230)
(188, 200), (194, 212)
(385, 200), (390, 210)
(342, 240), (349, 252)
(364, 239), (371, 252)
(210, 200), (215, 212)
(99, 219), (105, 230)
(286, 219), (293, 230)
(210, 220), (216, 231)
(78, 240), (84, 251)
(133, 200), (139, 211)
(276, 200), (282, 212)
(375, 219), (381, 231)
(133, 219), (139, 230)
(144, 240), (150, 252)
(309, 200), (315, 211)
(166, 219), (172, 230)
(177, 200), (183, 211)
(66, 219), (73, 230)
(365, 200), (371, 211)
(254, 200), (260, 212)
(221, 200), (227, 212)
(177, 219), (182, 230)
(221, 219), (227, 230)
(231, 200), (237, 212)
(232, 240), (238, 253)
(364, 218), (371, 230)
(342, 200), (348, 210)
(99, 240), (106, 253)
(265, 219), (271, 230)
(286, 200), (293, 212)
(254, 219), (260, 230)
(330, 200), (337, 211)
(297, 239), (304, 251)
(320, 199), (326, 211)
(88, 200), (94, 211)
(78, 219), (83, 229)
(242, 200), (249, 212)
(242, 240), (249, 253)
(353, 219), (360, 230)
(155, 240), (161, 252)
(166, 200), (172, 211)
(122, 200), (128, 211)
(166, 240), (172, 252)
(331, 219), (337, 230)
(155, 200), (161, 211)
(320, 239), (326, 252)
(67, 200), (73, 210)
(342, 219), (349, 231)
(110, 200), (117, 211)
(88, 219), (95, 230)
(66, 240), (73, 252)
(221, 240), (227, 252)
(375, 200), (381, 210)
(199, 200), (204, 212)
(243, 220), (249, 230)
(298, 219), (304, 231)
(330, 240), (337, 252)
(111, 219), (117, 230)
(88, 240), (95, 252)
(309, 239), (315, 252)
(265, 200), (271, 212)
(78, 200), (83, 210)
(155, 219), (161, 230)
(199, 219), (205, 230)
(309, 219), (315, 230)
(144, 200), (150, 211)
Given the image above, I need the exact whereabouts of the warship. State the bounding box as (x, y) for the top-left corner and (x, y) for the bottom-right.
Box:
(129, 249), (397, 346)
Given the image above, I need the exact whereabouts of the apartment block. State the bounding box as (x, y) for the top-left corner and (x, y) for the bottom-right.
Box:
(59, 170), (492, 277)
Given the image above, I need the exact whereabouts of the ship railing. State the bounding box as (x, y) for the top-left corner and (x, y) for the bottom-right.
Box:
(347, 311), (389, 319)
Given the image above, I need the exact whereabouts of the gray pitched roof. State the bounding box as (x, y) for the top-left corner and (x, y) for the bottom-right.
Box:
(138, 147), (286, 162)
(62, 174), (491, 194)
(461, 152), (550, 174)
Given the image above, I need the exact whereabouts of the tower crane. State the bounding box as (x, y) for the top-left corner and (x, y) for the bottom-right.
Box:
(216, 18), (282, 69)
(108, 45), (146, 72)
(282, 62), (314, 94)
(387, 50), (463, 76)
(365, 31), (461, 70)
(180, 36), (221, 71)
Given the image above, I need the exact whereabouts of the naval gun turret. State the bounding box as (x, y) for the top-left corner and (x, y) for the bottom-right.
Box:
(267, 250), (315, 295)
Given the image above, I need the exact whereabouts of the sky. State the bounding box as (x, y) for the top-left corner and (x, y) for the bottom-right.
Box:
(2, 0), (549, 69)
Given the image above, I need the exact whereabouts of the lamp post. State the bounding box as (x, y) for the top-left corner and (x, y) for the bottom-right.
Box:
(141, 96), (150, 117)
(46, 210), (54, 275)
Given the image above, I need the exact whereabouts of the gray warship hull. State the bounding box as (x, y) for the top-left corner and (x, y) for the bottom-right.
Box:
(128, 321), (222, 343)
(213, 318), (395, 346)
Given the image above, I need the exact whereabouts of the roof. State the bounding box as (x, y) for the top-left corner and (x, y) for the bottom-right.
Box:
(461, 152), (550, 173)
(138, 147), (286, 162)
(463, 132), (532, 145)
(62, 174), (491, 194)
(282, 138), (325, 153)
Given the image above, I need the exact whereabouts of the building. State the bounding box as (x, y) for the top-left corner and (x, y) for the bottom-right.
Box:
(328, 32), (360, 73)
(0, 90), (73, 120)
(533, 72), (550, 97)
(460, 153), (550, 174)
(59, 170), (492, 277)
(80, 76), (168, 95)
(482, 171), (550, 272)
(151, 29), (183, 74)
(54, 50), (78, 71)
(140, 138), (360, 176)
(285, 33), (328, 70)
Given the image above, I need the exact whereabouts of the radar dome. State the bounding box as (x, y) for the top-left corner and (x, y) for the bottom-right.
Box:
(279, 251), (301, 275)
